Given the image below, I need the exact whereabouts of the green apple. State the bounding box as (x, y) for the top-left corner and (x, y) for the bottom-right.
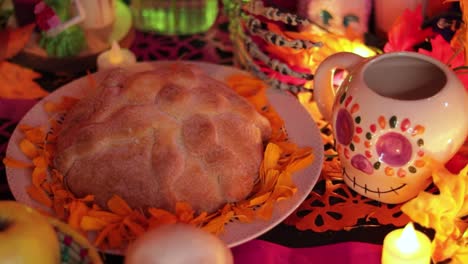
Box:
(0, 201), (60, 264)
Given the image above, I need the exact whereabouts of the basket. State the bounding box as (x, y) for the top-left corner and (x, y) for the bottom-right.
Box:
(223, 0), (375, 95)
(48, 217), (103, 264)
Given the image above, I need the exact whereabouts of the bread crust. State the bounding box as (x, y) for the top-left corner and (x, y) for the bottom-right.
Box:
(54, 64), (271, 213)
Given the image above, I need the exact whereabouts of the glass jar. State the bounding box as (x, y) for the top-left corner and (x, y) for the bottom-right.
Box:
(130, 0), (218, 35)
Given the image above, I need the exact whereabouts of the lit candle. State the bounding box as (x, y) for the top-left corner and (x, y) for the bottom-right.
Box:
(382, 222), (431, 264)
(97, 41), (137, 70)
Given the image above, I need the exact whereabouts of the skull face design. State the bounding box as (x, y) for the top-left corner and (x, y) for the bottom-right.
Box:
(297, 0), (371, 37)
(333, 91), (432, 204)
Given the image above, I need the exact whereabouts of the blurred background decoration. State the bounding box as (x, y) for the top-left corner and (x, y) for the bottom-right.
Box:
(223, 0), (466, 118)
(130, 0), (219, 35)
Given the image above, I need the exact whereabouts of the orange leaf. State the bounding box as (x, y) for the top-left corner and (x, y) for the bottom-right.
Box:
(78, 194), (95, 202)
(286, 153), (314, 173)
(2, 157), (33, 168)
(80, 216), (109, 231)
(0, 24), (35, 60)
(148, 208), (178, 228)
(0, 61), (47, 99)
(123, 217), (145, 237)
(201, 211), (234, 235)
(68, 201), (90, 231)
(108, 227), (124, 249)
(256, 199), (275, 220)
(232, 205), (255, 223)
(32, 155), (48, 168)
(52, 199), (66, 219)
(107, 195), (132, 216)
(263, 143), (282, 170)
(87, 210), (123, 223)
(26, 185), (52, 207)
(23, 127), (46, 144)
(44, 96), (79, 113)
(175, 202), (195, 223)
(249, 192), (271, 206)
(189, 212), (210, 226)
(31, 166), (47, 188)
(94, 223), (119, 247)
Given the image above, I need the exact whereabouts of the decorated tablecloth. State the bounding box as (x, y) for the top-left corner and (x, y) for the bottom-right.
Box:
(1, 2), (467, 264)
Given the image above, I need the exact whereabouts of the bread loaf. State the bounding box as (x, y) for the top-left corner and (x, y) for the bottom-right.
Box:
(54, 64), (271, 213)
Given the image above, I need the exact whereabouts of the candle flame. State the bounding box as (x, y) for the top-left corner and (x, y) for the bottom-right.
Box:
(396, 222), (421, 254)
(109, 41), (123, 64)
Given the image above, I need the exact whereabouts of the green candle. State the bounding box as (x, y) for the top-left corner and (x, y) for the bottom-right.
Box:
(130, 0), (218, 35)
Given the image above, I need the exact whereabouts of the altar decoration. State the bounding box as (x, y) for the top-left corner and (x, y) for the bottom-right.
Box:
(2, 72), (314, 250)
(0, 20), (47, 99)
(96, 41), (136, 70)
(281, 3), (468, 263)
(401, 165), (468, 264)
(222, 0), (468, 261)
(297, 0), (371, 39)
(382, 222), (432, 264)
(34, 0), (86, 57)
(223, 0), (375, 95)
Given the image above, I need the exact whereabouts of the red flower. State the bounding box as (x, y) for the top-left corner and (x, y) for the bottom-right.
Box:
(34, 1), (60, 31)
(384, 5), (435, 52)
(418, 35), (468, 90)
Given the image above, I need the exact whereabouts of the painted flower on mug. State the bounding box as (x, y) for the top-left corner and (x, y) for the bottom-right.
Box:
(335, 90), (427, 178)
(334, 91), (366, 163)
(364, 116), (426, 178)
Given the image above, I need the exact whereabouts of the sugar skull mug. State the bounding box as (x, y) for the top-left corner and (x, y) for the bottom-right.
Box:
(314, 51), (468, 204)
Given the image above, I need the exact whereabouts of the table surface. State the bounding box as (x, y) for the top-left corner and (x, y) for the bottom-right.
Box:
(1, 2), (465, 264)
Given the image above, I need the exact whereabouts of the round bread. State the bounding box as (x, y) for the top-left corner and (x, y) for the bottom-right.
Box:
(54, 64), (271, 213)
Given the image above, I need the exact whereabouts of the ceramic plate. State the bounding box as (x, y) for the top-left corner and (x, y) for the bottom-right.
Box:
(5, 61), (324, 251)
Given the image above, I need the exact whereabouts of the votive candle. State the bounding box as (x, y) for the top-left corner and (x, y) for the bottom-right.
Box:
(382, 222), (431, 264)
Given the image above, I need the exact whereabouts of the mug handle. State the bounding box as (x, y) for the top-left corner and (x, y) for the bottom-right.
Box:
(314, 52), (364, 121)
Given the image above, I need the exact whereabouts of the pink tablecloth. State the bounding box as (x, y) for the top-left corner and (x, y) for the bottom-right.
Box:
(232, 240), (382, 264)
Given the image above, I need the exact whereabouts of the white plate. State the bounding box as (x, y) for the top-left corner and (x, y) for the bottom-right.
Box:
(5, 61), (324, 251)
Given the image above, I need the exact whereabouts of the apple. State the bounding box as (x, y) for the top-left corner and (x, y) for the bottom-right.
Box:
(125, 223), (233, 264)
(0, 201), (60, 264)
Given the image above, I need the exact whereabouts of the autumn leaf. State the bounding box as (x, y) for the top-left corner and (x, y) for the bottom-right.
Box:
(384, 5), (435, 52)
(0, 24), (35, 60)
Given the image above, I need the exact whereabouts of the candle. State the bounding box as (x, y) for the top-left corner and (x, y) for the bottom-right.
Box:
(96, 41), (136, 70)
(382, 222), (431, 264)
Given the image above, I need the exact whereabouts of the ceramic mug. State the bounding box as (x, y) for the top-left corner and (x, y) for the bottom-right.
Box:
(314, 51), (468, 204)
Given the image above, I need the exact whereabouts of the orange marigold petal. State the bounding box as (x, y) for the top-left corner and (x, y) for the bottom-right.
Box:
(249, 192), (271, 206)
(175, 202), (195, 223)
(31, 166), (47, 188)
(201, 211), (234, 235)
(263, 143), (282, 170)
(32, 155), (48, 168)
(108, 227), (124, 249)
(148, 208), (178, 228)
(68, 201), (90, 231)
(256, 199), (275, 221)
(285, 152), (314, 173)
(2, 157), (33, 168)
(107, 195), (132, 216)
(123, 217), (146, 237)
(94, 223), (119, 247)
(24, 127), (46, 144)
(26, 185), (52, 207)
(87, 210), (123, 223)
(80, 216), (109, 231)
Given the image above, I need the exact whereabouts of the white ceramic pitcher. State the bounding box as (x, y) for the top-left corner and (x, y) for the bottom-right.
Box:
(314, 51), (468, 204)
